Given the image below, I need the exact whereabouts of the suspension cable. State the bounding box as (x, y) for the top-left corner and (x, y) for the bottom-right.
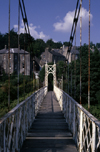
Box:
(24, 29), (25, 100)
(18, 0), (20, 105)
(66, 0), (81, 95)
(21, 0), (30, 34)
(19, 0), (33, 96)
(80, 0), (82, 104)
(8, 0), (10, 111)
(19, 0), (30, 34)
(88, 0), (90, 111)
(71, 60), (72, 96)
(74, 20), (77, 99)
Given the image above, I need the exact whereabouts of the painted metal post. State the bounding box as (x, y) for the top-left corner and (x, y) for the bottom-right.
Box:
(66, 96), (68, 124)
(73, 103), (75, 139)
(69, 99), (72, 129)
(80, 110), (83, 152)
(45, 62), (48, 87)
(33, 60), (35, 92)
(80, 0), (82, 104)
(66, 97), (69, 124)
(53, 62), (57, 91)
(88, 0), (90, 111)
(92, 122), (96, 151)
(3, 122), (5, 152)
(15, 111), (18, 150)
(17, 0), (20, 105)
(23, 103), (25, 140)
(8, 0), (10, 111)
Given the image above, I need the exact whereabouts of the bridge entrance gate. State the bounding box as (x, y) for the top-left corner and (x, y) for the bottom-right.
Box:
(45, 62), (56, 91)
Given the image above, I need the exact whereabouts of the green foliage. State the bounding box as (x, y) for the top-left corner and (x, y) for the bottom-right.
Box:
(0, 30), (63, 58)
(39, 66), (45, 83)
(96, 43), (100, 48)
(96, 91), (100, 104)
(0, 72), (40, 118)
(56, 61), (66, 79)
(90, 41), (95, 47)
(46, 39), (62, 49)
(66, 45), (100, 106)
(0, 71), (8, 82)
(63, 41), (69, 46)
(0, 73), (36, 105)
(83, 104), (100, 120)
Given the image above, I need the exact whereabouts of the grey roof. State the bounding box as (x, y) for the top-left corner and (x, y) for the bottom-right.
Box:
(49, 50), (66, 58)
(51, 49), (60, 53)
(33, 56), (40, 65)
(71, 49), (79, 54)
(0, 48), (29, 54)
(41, 52), (45, 56)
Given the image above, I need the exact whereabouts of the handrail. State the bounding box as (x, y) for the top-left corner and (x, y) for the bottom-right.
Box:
(54, 85), (100, 152)
(0, 86), (47, 152)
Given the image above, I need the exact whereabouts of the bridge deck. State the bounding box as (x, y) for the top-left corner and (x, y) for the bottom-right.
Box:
(20, 91), (77, 152)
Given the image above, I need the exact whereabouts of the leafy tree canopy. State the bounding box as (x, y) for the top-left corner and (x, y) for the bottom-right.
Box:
(0, 30), (63, 58)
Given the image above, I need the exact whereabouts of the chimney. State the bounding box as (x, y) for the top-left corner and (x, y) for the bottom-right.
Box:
(5, 45), (7, 50)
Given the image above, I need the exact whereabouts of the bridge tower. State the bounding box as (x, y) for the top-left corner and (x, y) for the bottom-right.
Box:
(45, 61), (56, 90)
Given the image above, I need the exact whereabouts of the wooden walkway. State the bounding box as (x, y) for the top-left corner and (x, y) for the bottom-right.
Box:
(20, 91), (77, 152)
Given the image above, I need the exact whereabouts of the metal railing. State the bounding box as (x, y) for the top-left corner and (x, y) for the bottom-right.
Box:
(0, 86), (47, 152)
(54, 85), (100, 152)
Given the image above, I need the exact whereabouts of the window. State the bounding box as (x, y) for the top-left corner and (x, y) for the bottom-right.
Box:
(75, 55), (78, 60)
(22, 63), (24, 69)
(10, 63), (11, 69)
(15, 55), (17, 60)
(10, 55), (11, 59)
(4, 65), (6, 70)
(4, 55), (6, 60)
(23, 55), (24, 60)
(15, 64), (17, 70)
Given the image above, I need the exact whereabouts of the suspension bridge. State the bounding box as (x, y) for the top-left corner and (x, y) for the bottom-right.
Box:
(0, 0), (100, 152)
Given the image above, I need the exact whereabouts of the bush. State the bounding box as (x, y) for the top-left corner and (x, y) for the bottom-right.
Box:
(96, 91), (100, 104)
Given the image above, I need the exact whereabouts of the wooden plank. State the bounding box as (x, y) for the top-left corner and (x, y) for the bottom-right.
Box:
(20, 91), (77, 152)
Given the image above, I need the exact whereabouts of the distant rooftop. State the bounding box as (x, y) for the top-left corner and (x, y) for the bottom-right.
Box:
(71, 49), (79, 54)
(49, 50), (65, 57)
(0, 48), (29, 54)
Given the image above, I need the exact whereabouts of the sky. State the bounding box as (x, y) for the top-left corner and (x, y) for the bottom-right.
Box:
(0, 0), (100, 46)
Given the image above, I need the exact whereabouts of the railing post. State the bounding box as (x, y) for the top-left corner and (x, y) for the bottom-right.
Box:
(66, 96), (69, 124)
(92, 122), (96, 151)
(33, 95), (35, 119)
(23, 103), (25, 140)
(31, 96), (34, 122)
(26, 101), (28, 133)
(63, 94), (66, 118)
(0, 125), (2, 152)
(15, 110), (18, 151)
(69, 99), (71, 129)
(73, 103), (75, 139)
(79, 110), (83, 152)
(61, 91), (63, 111)
(3, 122), (5, 152)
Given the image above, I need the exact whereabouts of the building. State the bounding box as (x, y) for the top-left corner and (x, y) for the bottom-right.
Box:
(0, 47), (30, 75)
(60, 45), (79, 63)
(40, 47), (66, 67)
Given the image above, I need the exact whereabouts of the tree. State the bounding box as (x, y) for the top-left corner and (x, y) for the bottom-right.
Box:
(67, 45), (100, 105)
(10, 29), (18, 48)
(46, 39), (55, 48)
(96, 43), (100, 48)
(63, 41), (70, 46)
(33, 39), (46, 57)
